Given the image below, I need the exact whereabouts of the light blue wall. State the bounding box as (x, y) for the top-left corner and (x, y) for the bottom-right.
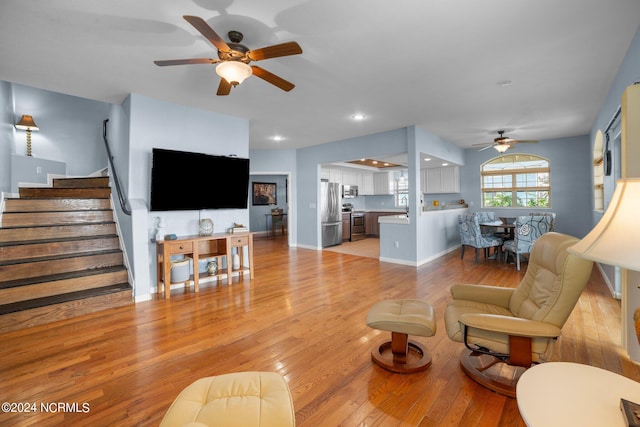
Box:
(589, 26), (640, 288)
(122, 93), (250, 298)
(412, 126), (465, 263)
(250, 148), (297, 242)
(10, 155), (66, 192)
(296, 127), (409, 248)
(461, 135), (591, 239)
(0, 81), (14, 194)
(11, 83), (110, 175)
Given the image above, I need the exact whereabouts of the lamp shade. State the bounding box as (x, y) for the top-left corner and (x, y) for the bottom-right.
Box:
(216, 61), (252, 86)
(15, 115), (39, 131)
(568, 178), (640, 271)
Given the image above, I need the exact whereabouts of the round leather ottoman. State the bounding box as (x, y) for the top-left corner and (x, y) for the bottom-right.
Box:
(159, 371), (295, 427)
(366, 299), (436, 373)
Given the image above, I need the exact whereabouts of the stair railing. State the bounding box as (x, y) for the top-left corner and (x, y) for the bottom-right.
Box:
(102, 119), (131, 216)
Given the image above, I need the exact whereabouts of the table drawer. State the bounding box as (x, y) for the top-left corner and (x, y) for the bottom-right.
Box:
(166, 241), (193, 254)
(229, 235), (249, 247)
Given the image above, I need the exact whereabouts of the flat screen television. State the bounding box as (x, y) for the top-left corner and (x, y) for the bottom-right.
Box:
(150, 148), (250, 211)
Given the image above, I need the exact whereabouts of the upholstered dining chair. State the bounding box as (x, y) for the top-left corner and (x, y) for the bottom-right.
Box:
(458, 213), (503, 263)
(529, 212), (556, 231)
(503, 215), (553, 270)
(444, 232), (593, 397)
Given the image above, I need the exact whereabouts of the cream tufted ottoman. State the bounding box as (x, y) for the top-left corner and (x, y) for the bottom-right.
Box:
(159, 371), (295, 427)
(366, 299), (436, 373)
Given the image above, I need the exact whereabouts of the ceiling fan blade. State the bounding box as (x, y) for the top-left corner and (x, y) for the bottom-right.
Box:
(513, 139), (539, 144)
(477, 145), (495, 152)
(183, 15), (231, 53)
(248, 42), (302, 61)
(217, 78), (231, 96)
(251, 66), (295, 91)
(154, 58), (219, 66)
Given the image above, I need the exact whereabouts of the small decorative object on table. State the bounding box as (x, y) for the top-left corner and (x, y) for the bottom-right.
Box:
(230, 222), (249, 233)
(155, 217), (166, 242)
(206, 259), (218, 275)
(621, 398), (640, 427)
(232, 249), (241, 270)
(199, 218), (214, 235)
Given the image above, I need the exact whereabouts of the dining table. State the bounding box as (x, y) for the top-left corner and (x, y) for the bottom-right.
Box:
(480, 220), (516, 240)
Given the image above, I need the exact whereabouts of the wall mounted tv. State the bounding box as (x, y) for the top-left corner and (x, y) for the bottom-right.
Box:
(150, 148), (250, 211)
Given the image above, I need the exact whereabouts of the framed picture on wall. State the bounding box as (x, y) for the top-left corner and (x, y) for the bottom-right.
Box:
(252, 182), (277, 205)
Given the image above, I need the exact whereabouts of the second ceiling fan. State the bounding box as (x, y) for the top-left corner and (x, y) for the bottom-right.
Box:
(154, 15), (302, 95)
(473, 130), (538, 152)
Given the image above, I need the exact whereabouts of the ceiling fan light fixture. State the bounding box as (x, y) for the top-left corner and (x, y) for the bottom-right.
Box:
(494, 143), (511, 153)
(216, 61), (252, 86)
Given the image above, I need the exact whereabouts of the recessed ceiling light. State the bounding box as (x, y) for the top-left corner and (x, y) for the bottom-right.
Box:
(442, 162), (449, 166)
(272, 135), (284, 141)
(372, 160), (378, 164)
(424, 158), (431, 162)
(497, 80), (512, 87)
(352, 113), (366, 121)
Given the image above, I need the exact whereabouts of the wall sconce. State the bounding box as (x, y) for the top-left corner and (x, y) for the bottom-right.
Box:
(15, 115), (39, 157)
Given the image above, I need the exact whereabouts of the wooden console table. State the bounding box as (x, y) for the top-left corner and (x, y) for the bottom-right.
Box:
(156, 232), (254, 299)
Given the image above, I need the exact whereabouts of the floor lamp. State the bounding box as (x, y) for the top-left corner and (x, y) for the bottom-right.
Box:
(15, 115), (39, 156)
(568, 178), (640, 359)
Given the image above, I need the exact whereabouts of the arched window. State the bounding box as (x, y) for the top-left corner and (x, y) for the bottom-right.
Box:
(481, 154), (550, 208)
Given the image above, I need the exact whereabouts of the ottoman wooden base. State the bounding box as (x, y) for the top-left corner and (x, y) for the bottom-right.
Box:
(366, 299), (436, 374)
(371, 332), (432, 373)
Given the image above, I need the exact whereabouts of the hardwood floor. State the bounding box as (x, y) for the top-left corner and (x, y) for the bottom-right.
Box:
(0, 235), (637, 426)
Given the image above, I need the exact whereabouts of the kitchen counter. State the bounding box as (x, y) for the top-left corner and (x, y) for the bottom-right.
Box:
(422, 204), (468, 212)
(378, 214), (409, 224)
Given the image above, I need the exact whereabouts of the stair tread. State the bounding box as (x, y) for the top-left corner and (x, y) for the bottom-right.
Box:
(0, 221), (116, 230)
(0, 234), (118, 247)
(0, 265), (127, 290)
(0, 249), (122, 267)
(3, 209), (113, 213)
(0, 283), (132, 315)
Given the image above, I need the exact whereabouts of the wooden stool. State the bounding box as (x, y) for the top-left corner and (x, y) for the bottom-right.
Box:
(366, 299), (436, 373)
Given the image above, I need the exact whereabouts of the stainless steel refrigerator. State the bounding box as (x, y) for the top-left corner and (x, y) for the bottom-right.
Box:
(321, 181), (342, 247)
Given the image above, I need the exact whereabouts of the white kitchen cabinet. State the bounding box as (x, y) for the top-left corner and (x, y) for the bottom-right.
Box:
(421, 166), (460, 194)
(373, 171), (394, 195)
(342, 170), (358, 186)
(329, 168), (342, 184)
(320, 168), (331, 181)
(360, 173), (374, 195)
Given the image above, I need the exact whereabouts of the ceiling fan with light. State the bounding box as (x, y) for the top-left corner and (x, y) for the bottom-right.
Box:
(473, 130), (538, 152)
(154, 16), (302, 95)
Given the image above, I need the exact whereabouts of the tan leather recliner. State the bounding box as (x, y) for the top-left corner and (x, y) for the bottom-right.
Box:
(444, 232), (593, 397)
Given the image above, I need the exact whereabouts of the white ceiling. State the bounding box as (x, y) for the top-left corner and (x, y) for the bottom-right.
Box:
(2, 1), (639, 151)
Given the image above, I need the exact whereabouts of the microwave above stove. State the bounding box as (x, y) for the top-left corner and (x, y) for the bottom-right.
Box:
(342, 185), (358, 199)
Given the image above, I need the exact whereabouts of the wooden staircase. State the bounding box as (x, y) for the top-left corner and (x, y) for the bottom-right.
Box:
(0, 176), (133, 333)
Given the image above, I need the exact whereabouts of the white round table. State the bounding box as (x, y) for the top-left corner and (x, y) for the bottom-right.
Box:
(516, 362), (640, 426)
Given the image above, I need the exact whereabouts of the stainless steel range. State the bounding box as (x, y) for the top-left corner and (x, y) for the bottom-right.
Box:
(350, 211), (366, 241)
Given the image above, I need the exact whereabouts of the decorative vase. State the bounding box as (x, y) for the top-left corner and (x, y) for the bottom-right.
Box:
(155, 217), (166, 242)
(199, 218), (214, 235)
(206, 259), (218, 275)
(232, 252), (240, 270)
